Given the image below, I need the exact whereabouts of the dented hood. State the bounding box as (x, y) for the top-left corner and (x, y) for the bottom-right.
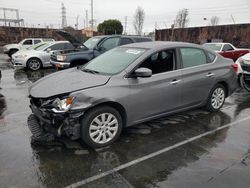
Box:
(29, 68), (111, 98)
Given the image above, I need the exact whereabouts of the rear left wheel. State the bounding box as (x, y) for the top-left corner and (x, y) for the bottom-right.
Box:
(206, 84), (226, 112)
(80, 106), (123, 148)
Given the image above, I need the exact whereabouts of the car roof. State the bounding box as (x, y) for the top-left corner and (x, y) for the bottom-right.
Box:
(92, 35), (151, 39)
(204, 43), (230, 45)
(54, 41), (69, 44)
(121, 41), (203, 50)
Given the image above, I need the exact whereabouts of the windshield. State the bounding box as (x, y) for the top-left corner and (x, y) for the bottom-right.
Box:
(82, 47), (146, 75)
(35, 43), (52, 51)
(203, 43), (222, 51)
(83, 37), (103, 49)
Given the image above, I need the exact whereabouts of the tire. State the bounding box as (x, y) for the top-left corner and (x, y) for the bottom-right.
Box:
(27, 58), (42, 71)
(8, 49), (18, 57)
(205, 84), (226, 112)
(80, 106), (123, 148)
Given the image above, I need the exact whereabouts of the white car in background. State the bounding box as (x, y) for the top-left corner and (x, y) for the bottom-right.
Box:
(235, 53), (250, 91)
(11, 41), (74, 71)
(3, 38), (55, 57)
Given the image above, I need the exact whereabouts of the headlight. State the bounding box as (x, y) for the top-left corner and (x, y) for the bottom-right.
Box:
(57, 55), (66, 61)
(52, 97), (73, 113)
(14, 54), (27, 58)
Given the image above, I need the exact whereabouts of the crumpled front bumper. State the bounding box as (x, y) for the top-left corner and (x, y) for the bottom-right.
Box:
(11, 58), (26, 69)
(28, 103), (84, 143)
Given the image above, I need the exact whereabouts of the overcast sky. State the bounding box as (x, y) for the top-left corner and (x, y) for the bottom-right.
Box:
(0, 0), (250, 34)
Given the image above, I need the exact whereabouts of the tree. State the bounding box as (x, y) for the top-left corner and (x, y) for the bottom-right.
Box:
(210, 16), (220, 26)
(133, 6), (145, 35)
(97, 19), (123, 35)
(174, 8), (189, 28)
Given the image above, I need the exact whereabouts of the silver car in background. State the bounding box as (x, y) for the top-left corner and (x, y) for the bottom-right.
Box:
(28, 42), (239, 148)
(11, 41), (74, 70)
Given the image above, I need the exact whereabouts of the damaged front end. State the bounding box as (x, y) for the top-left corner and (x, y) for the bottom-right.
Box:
(28, 96), (84, 143)
(236, 55), (250, 92)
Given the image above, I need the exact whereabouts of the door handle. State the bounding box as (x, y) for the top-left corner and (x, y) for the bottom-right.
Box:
(206, 73), (215, 77)
(170, 79), (181, 85)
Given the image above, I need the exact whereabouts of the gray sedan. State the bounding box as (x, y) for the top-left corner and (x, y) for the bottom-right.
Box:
(28, 42), (238, 148)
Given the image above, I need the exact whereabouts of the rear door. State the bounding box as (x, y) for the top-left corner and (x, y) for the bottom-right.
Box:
(42, 43), (65, 65)
(179, 47), (215, 108)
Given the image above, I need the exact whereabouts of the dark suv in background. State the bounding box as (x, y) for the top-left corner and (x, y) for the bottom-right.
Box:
(50, 30), (152, 68)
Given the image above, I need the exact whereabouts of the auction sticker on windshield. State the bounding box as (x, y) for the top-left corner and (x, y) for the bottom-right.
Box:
(126, 49), (144, 55)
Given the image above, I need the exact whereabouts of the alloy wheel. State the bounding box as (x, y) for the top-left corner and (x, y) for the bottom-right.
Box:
(211, 87), (225, 109)
(29, 59), (41, 71)
(89, 113), (119, 144)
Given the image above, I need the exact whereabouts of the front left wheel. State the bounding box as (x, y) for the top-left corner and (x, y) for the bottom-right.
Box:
(27, 58), (42, 71)
(80, 106), (123, 148)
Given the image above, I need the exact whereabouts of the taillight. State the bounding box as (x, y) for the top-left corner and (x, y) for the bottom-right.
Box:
(231, 63), (238, 74)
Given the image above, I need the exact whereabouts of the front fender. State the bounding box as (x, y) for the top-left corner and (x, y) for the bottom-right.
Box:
(70, 94), (113, 112)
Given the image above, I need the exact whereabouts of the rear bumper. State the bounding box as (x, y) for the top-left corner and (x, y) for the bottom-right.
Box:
(50, 59), (70, 68)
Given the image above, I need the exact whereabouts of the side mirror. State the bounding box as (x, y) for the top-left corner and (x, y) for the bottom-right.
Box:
(46, 48), (52, 53)
(133, 68), (152, 78)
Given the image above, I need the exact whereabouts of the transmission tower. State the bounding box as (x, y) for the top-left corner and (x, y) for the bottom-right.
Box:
(61, 3), (67, 28)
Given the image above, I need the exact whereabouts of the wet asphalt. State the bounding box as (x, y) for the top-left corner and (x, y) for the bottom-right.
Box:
(0, 54), (250, 188)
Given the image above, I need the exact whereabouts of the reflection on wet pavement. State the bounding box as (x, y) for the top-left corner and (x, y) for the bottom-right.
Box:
(14, 69), (56, 85)
(0, 54), (250, 188)
(0, 93), (6, 122)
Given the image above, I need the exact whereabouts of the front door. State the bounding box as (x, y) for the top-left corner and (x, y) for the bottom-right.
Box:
(94, 37), (120, 58)
(126, 49), (183, 123)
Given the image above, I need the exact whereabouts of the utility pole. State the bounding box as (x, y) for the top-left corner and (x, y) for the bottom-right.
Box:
(124, 16), (127, 35)
(61, 3), (67, 28)
(86, 10), (89, 28)
(91, 0), (94, 30)
(75, 15), (79, 29)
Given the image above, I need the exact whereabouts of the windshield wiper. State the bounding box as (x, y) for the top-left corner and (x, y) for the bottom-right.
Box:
(81, 68), (100, 74)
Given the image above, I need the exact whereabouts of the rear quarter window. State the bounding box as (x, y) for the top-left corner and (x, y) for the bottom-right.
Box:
(133, 38), (152, 42)
(207, 52), (216, 63)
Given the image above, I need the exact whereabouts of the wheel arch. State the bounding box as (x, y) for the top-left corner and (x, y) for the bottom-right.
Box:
(84, 101), (127, 127)
(215, 81), (229, 97)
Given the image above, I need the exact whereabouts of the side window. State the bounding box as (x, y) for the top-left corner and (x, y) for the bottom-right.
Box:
(34, 40), (42, 44)
(99, 37), (120, 51)
(49, 43), (65, 51)
(180, 48), (207, 68)
(22, 40), (33, 45)
(222, 44), (234, 51)
(207, 52), (216, 63)
(120, 38), (133, 46)
(138, 49), (175, 75)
